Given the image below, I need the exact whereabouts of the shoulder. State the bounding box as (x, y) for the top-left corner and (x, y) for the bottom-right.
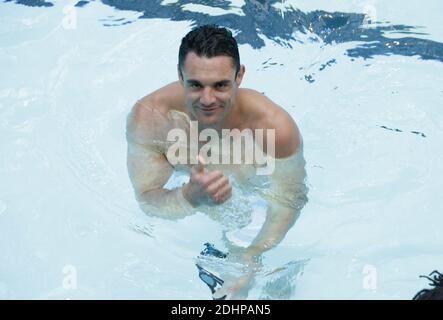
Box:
(126, 97), (169, 146)
(136, 81), (185, 114)
(240, 89), (301, 158)
(126, 82), (186, 145)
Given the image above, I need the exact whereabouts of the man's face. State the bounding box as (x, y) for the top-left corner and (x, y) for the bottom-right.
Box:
(179, 52), (244, 128)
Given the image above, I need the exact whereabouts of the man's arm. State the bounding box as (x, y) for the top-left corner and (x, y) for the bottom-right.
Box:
(242, 107), (308, 262)
(243, 153), (308, 262)
(126, 101), (233, 219)
(126, 102), (195, 220)
(213, 148), (308, 300)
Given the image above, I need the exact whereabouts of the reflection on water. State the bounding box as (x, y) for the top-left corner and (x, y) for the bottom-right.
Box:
(195, 246), (309, 299)
(258, 259), (308, 300)
(2, 0), (443, 299)
(9, 0), (443, 62)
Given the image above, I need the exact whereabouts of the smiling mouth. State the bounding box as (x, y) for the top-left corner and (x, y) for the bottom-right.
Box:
(197, 106), (220, 112)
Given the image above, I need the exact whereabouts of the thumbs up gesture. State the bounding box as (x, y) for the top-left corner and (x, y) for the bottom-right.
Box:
(182, 155), (232, 207)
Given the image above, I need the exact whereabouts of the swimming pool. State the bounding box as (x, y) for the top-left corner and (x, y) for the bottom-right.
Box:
(1, 0), (443, 299)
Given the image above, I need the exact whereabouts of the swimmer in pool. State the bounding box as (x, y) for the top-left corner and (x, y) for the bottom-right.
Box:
(126, 24), (308, 299)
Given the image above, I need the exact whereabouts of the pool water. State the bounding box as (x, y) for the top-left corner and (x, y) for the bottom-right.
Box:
(1, 0), (443, 299)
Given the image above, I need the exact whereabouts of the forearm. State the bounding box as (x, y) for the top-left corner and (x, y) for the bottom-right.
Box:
(243, 146), (308, 260)
(244, 203), (299, 260)
(137, 185), (195, 220)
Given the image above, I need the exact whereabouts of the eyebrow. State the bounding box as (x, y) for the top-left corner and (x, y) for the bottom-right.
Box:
(187, 79), (231, 86)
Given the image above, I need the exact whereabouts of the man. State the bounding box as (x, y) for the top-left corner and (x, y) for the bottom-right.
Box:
(126, 24), (307, 299)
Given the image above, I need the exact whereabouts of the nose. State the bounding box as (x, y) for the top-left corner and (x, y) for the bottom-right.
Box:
(199, 87), (216, 107)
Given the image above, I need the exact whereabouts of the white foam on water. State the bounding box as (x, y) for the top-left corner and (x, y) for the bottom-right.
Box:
(0, 200), (6, 215)
(1, 0), (443, 299)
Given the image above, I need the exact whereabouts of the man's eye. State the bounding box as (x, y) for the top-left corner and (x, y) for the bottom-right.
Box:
(190, 83), (201, 88)
(216, 83), (227, 88)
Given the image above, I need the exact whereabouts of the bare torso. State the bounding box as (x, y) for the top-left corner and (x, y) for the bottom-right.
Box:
(133, 81), (300, 182)
(126, 80), (308, 244)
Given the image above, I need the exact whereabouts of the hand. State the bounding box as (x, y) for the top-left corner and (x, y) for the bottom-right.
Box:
(228, 245), (262, 267)
(212, 248), (261, 300)
(182, 155), (232, 207)
(212, 271), (255, 300)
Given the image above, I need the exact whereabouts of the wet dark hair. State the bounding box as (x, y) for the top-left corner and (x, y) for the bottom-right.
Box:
(178, 24), (240, 78)
(413, 270), (443, 300)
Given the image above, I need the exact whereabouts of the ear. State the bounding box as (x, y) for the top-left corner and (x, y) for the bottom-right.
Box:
(235, 64), (245, 86)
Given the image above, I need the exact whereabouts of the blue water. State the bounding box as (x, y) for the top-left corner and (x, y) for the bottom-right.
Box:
(1, 0), (443, 299)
